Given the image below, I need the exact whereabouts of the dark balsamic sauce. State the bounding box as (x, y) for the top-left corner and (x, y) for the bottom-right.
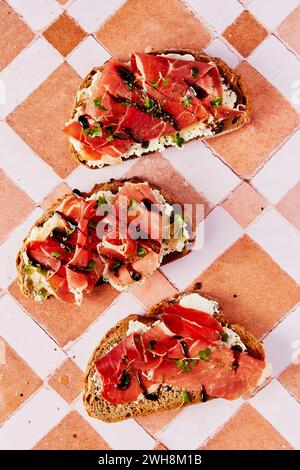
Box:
(201, 386), (208, 402)
(136, 372), (159, 401)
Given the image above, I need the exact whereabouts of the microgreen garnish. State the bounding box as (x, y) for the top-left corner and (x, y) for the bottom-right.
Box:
(137, 244), (147, 259)
(191, 66), (199, 79)
(181, 96), (192, 108)
(181, 390), (191, 403)
(97, 194), (107, 206)
(210, 96), (223, 108)
(107, 135), (114, 142)
(220, 331), (229, 343)
(148, 340), (156, 351)
(198, 348), (212, 362)
(83, 122), (102, 138)
(173, 132), (185, 148)
(93, 97), (107, 110)
(150, 79), (159, 89)
(51, 251), (61, 258)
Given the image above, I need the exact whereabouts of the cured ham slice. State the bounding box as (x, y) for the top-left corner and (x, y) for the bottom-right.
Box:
(96, 303), (266, 404)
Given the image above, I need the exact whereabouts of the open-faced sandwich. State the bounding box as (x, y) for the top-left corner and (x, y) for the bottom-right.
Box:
(84, 288), (271, 422)
(64, 50), (250, 168)
(16, 178), (194, 305)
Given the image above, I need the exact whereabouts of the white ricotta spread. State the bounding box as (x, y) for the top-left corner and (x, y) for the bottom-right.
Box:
(127, 320), (150, 336)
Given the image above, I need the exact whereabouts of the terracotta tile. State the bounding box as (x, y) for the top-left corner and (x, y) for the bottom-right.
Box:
(48, 359), (83, 403)
(0, 170), (35, 243)
(40, 182), (72, 210)
(207, 62), (299, 178)
(9, 281), (119, 347)
(276, 181), (300, 232)
(277, 5), (300, 56)
(132, 271), (178, 309)
(125, 152), (210, 226)
(222, 182), (267, 228)
(0, 338), (42, 425)
(56, 0), (69, 4)
(96, 0), (211, 60)
(43, 13), (86, 56)
(34, 411), (110, 450)
(223, 11), (268, 57)
(136, 409), (179, 436)
(0, 1), (34, 71)
(155, 442), (168, 450)
(279, 363), (300, 403)
(203, 404), (293, 450)
(195, 235), (300, 338)
(7, 63), (80, 179)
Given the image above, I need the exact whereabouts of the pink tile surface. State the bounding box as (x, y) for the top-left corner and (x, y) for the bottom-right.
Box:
(0, 0), (300, 451)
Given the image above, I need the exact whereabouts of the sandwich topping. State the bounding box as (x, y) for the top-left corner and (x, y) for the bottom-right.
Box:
(93, 294), (267, 405)
(64, 52), (247, 167)
(21, 182), (190, 304)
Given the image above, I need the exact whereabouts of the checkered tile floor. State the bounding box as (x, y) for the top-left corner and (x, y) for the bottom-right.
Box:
(0, 0), (300, 450)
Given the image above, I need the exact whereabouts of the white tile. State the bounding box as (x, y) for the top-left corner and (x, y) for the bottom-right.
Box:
(161, 207), (242, 289)
(0, 387), (68, 450)
(249, 35), (300, 106)
(67, 36), (111, 78)
(0, 295), (66, 378)
(164, 141), (240, 205)
(0, 122), (61, 203)
(186, 0), (243, 31)
(252, 130), (300, 204)
(248, 0), (299, 29)
(158, 398), (243, 449)
(68, 0), (125, 33)
(67, 293), (144, 369)
(0, 208), (42, 288)
(251, 379), (300, 448)
(0, 37), (63, 118)
(247, 208), (300, 283)
(66, 157), (136, 192)
(263, 305), (300, 375)
(75, 398), (155, 450)
(204, 37), (241, 68)
(7, 0), (62, 30)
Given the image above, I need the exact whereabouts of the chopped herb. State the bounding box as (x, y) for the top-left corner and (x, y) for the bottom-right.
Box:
(175, 358), (193, 373)
(93, 97), (107, 110)
(36, 264), (48, 276)
(150, 79), (159, 89)
(173, 132), (185, 148)
(148, 340), (156, 351)
(51, 251), (61, 258)
(220, 331), (229, 343)
(142, 97), (156, 111)
(190, 358), (199, 366)
(110, 260), (122, 273)
(117, 370), (131, 390)
(23, 263), (33, 275)
(123, 98), (131, 107)
(210, 96), (223, 108)
(137, 244), (147, 259)
(66, 226), (76, 236)
(198, 348), (212, 362)
(162, 77), (169, 86)
(107, 135), (114, 142)
(83, 122), (102, 138)
(36, 288), (49, 301)
(85, 260), (96, 272)
(181, 96), (192, 108)
(129, 198), (137, 207)
(191, 66), (199, 79)
(97, 194), (107, 206)
(181, 390), (191, 403)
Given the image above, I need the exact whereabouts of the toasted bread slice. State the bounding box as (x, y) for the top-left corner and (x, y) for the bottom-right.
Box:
(16, 177), (195, 302)
(67, 49), (250, 169)
(83, 288), (267, 423)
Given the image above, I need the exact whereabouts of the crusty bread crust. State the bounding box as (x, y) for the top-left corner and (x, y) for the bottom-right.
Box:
(83, 287), (264, 423)
(16, 177), (195, 301)
(68, 49), (250, 169)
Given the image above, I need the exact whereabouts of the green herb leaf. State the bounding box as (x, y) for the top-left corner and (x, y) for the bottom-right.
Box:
(137, 244), (147, 259)
(191, 66), (199, 79)
(107, 135), (114, 142)
(94, 97), (107, 110)
(110, 260), (122, 273)
(97, 194), (107, 206)
(173, 132), (185, 148)
(220, 331), (229, 343)
(148, 340), (156, 351)
(150, 79), (159, 89)
(66, 226), (76, 236)
(129, 198), (137, 206)
(181, 390), (191, 403)
(210, 96), (223, 108)
(181, 96), (192, 108)
(36, 264), (48, 276)
(198, 348), (212, 362)
(85, 260), (96, 272)
(190, 358), (199, 366)
(23, 263), (33, 275)
(175, 358), (192, 373)
(83, 122), (102, 138)
(36, 288), (49, 301)
(123, 98), (131, 107)
(51, 251), (61, 258)
(162, 77), (169, 86)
